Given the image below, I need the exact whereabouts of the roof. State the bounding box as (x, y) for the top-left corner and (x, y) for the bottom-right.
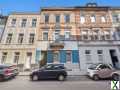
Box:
(40, 5), (112, 12)
(9, 12), (40, 15)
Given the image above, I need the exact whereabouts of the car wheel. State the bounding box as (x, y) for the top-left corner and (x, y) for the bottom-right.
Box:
(58, 75), (65, 81)
(93, 75), (99, 81)
(32, 75), (39, 81)
(112, 74), (119, 81)
(0, 75), (4, 81)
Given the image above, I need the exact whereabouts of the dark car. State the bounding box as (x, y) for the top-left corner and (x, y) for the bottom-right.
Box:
(30, 64), (67, 81)
(0, 64), (17, 81)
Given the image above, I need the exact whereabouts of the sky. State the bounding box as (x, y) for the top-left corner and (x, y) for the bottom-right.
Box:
(0, 0), (120, 15)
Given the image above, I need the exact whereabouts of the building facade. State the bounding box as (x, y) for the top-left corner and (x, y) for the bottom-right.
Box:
(0, 13), (40, 71)
(0, 3), (120, 74)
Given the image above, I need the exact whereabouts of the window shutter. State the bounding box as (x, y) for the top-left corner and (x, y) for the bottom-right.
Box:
(47, 51), (53, 63)
(72, 50), (79, 63)
(60, 50), (66, 63)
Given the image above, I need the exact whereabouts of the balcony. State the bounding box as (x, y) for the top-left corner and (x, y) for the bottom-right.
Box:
(49, 39), (64, 49)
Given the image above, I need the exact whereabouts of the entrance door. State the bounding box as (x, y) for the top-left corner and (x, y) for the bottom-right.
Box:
(25, 53), (32, 70)
(53, 53), (59, 63)
(109, 50), (119, 69)
(66, 52), (71, 63)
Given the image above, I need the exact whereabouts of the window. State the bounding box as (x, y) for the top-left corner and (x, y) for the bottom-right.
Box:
(11, 19), (16, 27)
(32, 19), (37, 27)
(105, 31), (111, 40)
(90, 15), (96, 23)
(116, 28), (120, 40)
(113, 15), (119, 23)
(82, 31), (88, 40)
(99, 65), (108, 69)
(80, 15), (85, 24)
(100, 32), (105, 40)
(54, 31), (60, 40)
(18, 34), (24, 44)
(45, 14), (49, 23)
(29, 34), (35, 44)
(85, 50), (91, 63)
(97, 50), (103, 54)
(14, 52), (20, 64)
(6, 34), (12, 44)
(65, 14), (70, 23)
(101, 16), (106, 23)
(85, 50), (91, 54)
(0, 18), (2, 22)
(94, 31), (99, 40)
(97, 50), (103, 62)
(56, 15), (60, 23)
(90, 31), (99, 40)
(21, 19), (27, 27)
(65, 31), (70, 39)
(45, 65), (53, 70)
(1, 52), (7, 64)
(43, 32), (48, 40)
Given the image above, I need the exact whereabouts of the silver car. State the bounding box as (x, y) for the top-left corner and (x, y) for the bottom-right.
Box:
(87, 63), (120, 81)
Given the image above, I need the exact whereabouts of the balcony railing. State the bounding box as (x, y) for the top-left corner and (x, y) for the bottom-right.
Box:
(49, 38), (64, 48)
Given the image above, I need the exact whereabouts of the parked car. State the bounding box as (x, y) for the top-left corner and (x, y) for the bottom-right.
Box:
(30, 64), (67, 81)
(0, 64), (18, 81)
(8, 65), (19, 76)
(87, 63), (120, 81)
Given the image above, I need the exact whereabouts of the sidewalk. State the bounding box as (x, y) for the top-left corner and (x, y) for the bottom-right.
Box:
(18, 71), (31, 76)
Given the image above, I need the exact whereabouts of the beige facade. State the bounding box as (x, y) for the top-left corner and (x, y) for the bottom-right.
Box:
(0, 13), (40, 70)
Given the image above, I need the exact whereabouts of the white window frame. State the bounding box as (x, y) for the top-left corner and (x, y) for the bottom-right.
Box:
(80, 15), (85, 24)
(90, 15), (96, 23)
(101, 16), (106, 23)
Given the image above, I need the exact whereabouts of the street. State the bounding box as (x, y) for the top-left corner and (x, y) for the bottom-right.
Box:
(0, 76), (112, 90)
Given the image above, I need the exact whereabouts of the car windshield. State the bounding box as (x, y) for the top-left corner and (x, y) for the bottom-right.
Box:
(88, 64), (99, 69)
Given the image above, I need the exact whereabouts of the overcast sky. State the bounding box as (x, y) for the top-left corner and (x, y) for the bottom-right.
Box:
(0, 0), (120, 15)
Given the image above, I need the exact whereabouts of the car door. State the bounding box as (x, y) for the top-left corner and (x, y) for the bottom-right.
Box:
(103, 65), (113, 78)
(41, 65), (55, 79)
(97, 64), (109, 78)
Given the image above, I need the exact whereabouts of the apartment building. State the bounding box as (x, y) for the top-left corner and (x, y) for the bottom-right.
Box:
(38, 3), (120, 73)
(0, 3), (120, 74)
(0, 13), (40, 71)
